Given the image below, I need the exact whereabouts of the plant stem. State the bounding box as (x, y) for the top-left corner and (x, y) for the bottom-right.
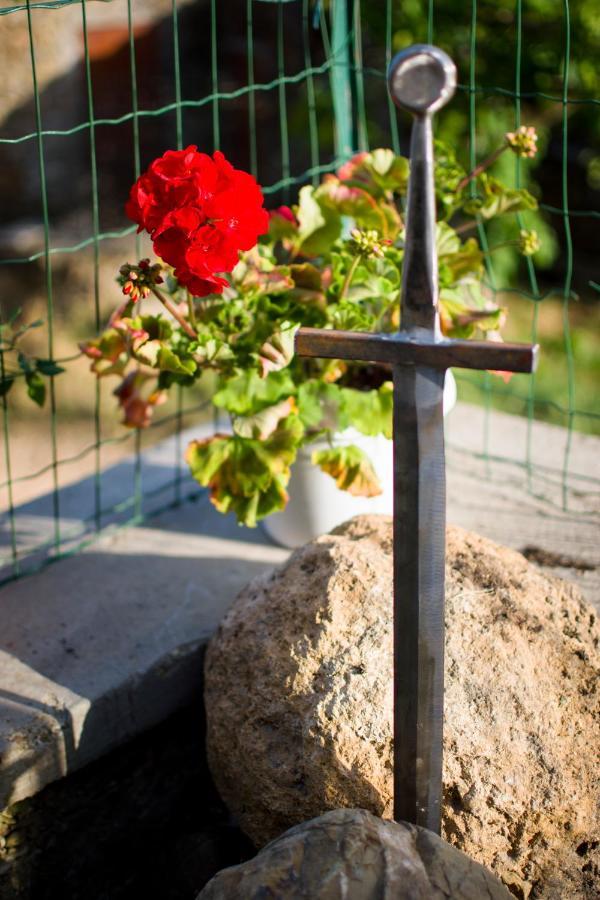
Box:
(186, 289), (197, 329)
(108, 297), (132, 327)
(456, 144), (507, 193)
(486, 239), (518, 254)
(454, 220), (479, 235)
(150, 285), (197, 339)
(339, 254), (362, 302)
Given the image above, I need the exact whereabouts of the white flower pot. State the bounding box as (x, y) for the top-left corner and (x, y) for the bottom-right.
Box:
(262, 370), (457, 548)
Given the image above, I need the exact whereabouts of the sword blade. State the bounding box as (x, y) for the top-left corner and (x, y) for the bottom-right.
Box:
(392, 363), (446, 833)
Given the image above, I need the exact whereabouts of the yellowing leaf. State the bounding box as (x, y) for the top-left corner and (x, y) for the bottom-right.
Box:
(186, 415), (304, 527)
(312, 444), (382, 497)
(258, 322), (298, 377)
(233, 396), (297, 440)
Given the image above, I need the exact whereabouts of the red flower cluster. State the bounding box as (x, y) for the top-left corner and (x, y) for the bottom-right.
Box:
(125, 146), (269, 297)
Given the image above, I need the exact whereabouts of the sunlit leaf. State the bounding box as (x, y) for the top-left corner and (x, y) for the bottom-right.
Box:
(463, 174), (537, 220)
(213, 369), (296, 416)
(233, 396), (297, 440)
(258, 322), (298, 377)
(295, 185), (342, 257)
(339, 384), (393, 438)
(312, 444), (382, 497)
(186, 415), (304, 526)
(317, 177), (400, 239)
(157, 345), (197, 376)
(297, 380), (343, 431)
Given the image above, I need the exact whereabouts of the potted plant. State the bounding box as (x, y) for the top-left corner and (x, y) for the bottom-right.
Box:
(81, 129), (540, 546)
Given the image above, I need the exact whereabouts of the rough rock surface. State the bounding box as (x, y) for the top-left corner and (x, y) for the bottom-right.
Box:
(205, 516), (600, 899)
(197, 808), (512, 899)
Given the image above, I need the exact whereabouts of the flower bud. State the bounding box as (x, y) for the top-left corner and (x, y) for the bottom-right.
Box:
(505, 125), (538, 159)
(518, 229), (540, 257)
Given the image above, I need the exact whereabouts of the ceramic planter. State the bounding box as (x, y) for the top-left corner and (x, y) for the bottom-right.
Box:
(262, 371), (457, 548)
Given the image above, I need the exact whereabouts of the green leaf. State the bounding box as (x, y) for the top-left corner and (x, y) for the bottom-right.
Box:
(436, 223), (483, 283)
(295, 185), (342, 257)
(35, 358), (65, 376)
(25, 371), (46, 407)
(440, 280), (504, 338)
(258, 322), (298, 377)
(463, 175), (537, 220)
(233, 396), (296, 440)
(339, 384), (393, 438)
(239, 266), (294, 296)
(186, 415), (303, 526)
(213, 369), (296, 416)
(80, 328), (129, 377)
(134, 339), (161, 368)
(340, 149), (410, 195)
(312, 444), (382, 497)
(297, 381), (343, 431)
(193, 336), (234, 365)
(156, 345), (197, 376)
(317, 179), (400, 240)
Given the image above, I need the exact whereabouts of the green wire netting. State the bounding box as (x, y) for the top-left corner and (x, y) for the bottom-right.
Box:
(0, 0), (598, 583)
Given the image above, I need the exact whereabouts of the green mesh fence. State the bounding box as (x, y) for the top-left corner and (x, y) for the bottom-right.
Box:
(0, 0), (598, 584)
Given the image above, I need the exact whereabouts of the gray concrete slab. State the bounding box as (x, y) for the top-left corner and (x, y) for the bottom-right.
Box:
(446, 405), (599, 605)
(0, 496), (287, 808)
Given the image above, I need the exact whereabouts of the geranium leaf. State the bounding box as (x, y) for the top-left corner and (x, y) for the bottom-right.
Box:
(339, 149), (409, 195)
(233, 396), (296, 440)
(113, 371), (166, 428)
(213, 369), (296, 416)
(317, 178), (399, 239)
(240, 266), (294, 296)
(339, 385), (393, 438)
(312, 444), (382, 497)
(440, 280), (504, 338)
(134, 339), (161, 368)
(295, 185), (342, 257)
(463, 175), (537, 220)
(186, 415), (303, 526)
(156, 345), (197, 376)
(258, 322), (298, 377)
(297, 381), (342, 431)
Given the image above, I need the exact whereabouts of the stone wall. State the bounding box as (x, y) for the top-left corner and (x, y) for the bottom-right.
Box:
(0, 702), (253, 900)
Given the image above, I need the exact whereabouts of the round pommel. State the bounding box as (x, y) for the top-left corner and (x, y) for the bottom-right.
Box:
(387, 44), (456, 116)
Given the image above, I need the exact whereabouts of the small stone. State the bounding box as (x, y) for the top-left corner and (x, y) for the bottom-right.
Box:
(197, 808), (512, 899)
(205, 516), (600, 898)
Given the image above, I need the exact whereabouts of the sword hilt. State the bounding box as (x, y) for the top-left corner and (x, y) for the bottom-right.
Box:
(387, 45), (456, 335)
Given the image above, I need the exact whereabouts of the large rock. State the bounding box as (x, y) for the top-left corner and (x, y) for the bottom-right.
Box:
(205, 516), (600, 899)
(197, 808), (512, 899)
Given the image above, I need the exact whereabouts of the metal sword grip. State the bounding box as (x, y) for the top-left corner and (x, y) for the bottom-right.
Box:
(387, 46), (457, 335)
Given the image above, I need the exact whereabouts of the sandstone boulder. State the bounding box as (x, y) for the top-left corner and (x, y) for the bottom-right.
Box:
(197, 808), (512, 899)
(205, 516), (600, 899)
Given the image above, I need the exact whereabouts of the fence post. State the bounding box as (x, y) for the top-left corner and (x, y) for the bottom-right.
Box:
(330, 0), (354, 161)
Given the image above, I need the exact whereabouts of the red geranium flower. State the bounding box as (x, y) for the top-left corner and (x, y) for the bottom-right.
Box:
(125, 147), (269, 297)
